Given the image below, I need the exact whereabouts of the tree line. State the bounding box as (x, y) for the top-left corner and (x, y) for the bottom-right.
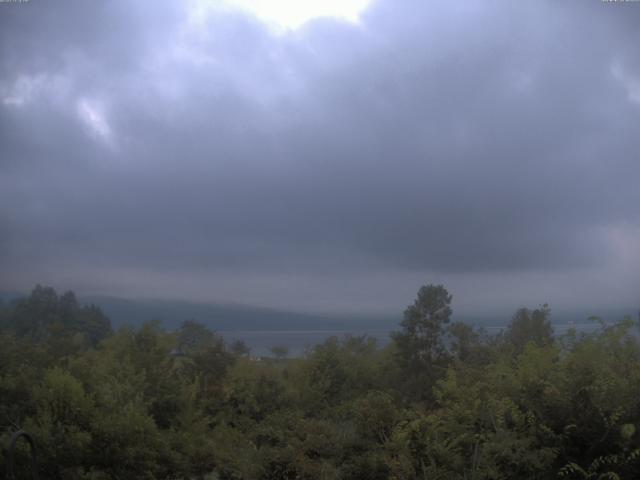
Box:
(0, 284), (639, 479)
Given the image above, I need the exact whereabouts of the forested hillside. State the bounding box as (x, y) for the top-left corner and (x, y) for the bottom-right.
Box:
(1, 285), (639, 479)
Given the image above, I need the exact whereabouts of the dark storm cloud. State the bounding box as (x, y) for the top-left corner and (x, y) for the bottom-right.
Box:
(1, 0), (639, 308)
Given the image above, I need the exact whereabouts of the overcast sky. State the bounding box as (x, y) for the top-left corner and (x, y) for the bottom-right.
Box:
(1, 0), (639, 316)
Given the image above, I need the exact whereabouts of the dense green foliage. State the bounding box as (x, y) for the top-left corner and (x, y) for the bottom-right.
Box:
(1, 285), (639, 479)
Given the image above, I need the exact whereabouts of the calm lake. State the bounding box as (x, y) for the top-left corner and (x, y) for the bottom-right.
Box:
(219, 322), (602, 357)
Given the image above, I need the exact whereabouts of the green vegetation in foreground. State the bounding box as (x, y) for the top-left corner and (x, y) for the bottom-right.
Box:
(1, 284), (639, 479)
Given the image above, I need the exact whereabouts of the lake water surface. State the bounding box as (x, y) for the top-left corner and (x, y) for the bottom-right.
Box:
(220, 322), (602, 357)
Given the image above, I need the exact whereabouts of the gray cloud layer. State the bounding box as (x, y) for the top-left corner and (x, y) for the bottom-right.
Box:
(1, 0), (639, 313)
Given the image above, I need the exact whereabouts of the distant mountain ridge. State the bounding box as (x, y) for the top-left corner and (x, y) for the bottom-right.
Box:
(1, 290), (635, 332)
(0, 290), (396, 331)
(79, 295), (399, 331)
